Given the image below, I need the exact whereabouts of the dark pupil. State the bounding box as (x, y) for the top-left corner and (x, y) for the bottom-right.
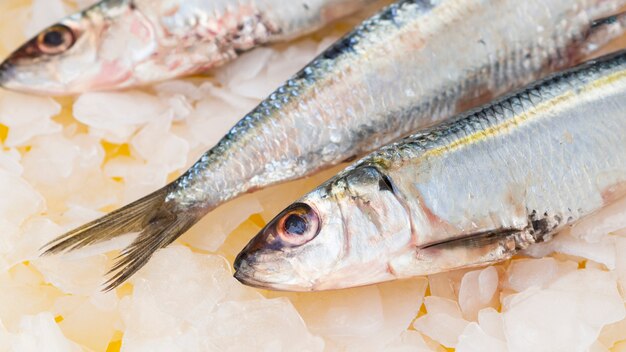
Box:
(43, 30), (64, 47)
(284, 214), (307, 235)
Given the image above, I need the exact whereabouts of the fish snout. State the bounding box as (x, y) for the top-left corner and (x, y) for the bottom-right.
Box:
(233, 250), (251, 276)
(233, 251), (271, 289)
(0, 59), (14, 88)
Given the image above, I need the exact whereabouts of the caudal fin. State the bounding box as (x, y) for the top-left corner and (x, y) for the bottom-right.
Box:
(42, 187), (201, 291)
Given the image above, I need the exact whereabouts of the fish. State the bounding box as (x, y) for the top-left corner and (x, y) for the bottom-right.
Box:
(42, 0), (626, 290)
(234, 49), (626, 291)
(0, 0), (381, 95)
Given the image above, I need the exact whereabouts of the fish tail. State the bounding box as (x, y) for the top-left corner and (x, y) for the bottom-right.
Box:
(41, 186), (202, 291)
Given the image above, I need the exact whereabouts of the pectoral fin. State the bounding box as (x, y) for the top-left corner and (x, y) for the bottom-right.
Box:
(577, 11), (626, 59)
(390, 228), (535, 278)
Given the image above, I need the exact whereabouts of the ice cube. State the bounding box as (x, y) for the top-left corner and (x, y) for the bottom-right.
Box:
(219, 48), (273, 84)
(0, 148), (23, 175)
(413, 297), (470, 348)
(505, 257), (559, 292)
(202, 298), (324, 352)
(0, 170), (44, 227)
(217, 48), (275, 99)
(502, 269), (625, 352)
(598, 317), (626, 350)
(426, 269), (469, 301)
(10, 313), (82, 352)
(130, 113), (189, 172)
(21, 135), (81, 185)
(182, 194), (263, 252)
(1, 218), (62, 272)
(413, 312), (470, 348)
(184, 86), (257, 150)
(53, 295), (120, 352)
(154, 80), (203, 101)
(456, 322), (507, 352)
(121, 247), (261, 343)
(0, 91), (61, 147)
(377, 278), (429, 343)
(24, 0), (66, 38)
(478, 308), (506, 341)
(287, 279), (426, 350)
(121, 247), (313, 351)
(104, 158), (169, 203)
(0, 265), (60, 330)
(20, 134), (115, 211)
(569, 196), (626, 243)
(32, 253), (108, 296)
(423, 296), (463, 318)
(165, 94), (194, 121)
(288, 285), (385, 344)
(385, 331), (433, 352)
(458, 266), (499, 321)
(74, 91), (169, 143)
(524, 232), (616, 270)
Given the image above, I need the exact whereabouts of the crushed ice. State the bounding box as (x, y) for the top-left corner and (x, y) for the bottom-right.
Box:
(0, 1), (624, 351)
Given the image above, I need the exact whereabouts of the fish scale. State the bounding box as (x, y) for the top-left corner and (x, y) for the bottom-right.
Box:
(43, 0), (626, 290)
(235, 50), (626, 291)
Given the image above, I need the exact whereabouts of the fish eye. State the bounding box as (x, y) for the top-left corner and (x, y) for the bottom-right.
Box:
(276, 203), (320, 246)
(284, 214), (307, 235)
(36, 25), (75, 55)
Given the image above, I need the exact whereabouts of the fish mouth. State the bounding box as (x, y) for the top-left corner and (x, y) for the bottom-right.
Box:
(233, 252), (315, 292)
(0, 59), (14, 88)
(233, 252), (269, 289)
(233, 258), (275, 289)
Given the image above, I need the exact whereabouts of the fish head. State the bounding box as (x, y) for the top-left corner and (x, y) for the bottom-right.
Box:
(0, 1), (157, 95)
(235, 166), (412, 291)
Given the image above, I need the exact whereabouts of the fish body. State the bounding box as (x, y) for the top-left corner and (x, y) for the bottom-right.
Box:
(235, 50), (626, 291)
(0, 0), (379, 94)
(44, 0), (626, 289)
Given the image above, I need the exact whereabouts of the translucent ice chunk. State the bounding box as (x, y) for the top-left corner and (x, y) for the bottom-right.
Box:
(502, 269), (625, 352)
(413, 297), (470, 348)
(457, 322), (507, 352)
(505, 257), (559, 292)
(458, 266), (499, 321)
(74, 91), (169, 143)
(0, 91), (61, 147)
(10, 313), (81, 352)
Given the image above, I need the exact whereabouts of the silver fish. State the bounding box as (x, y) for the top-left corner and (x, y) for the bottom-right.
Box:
(0, 0), (380, 95)
(235, 51), (626, 291)
(43, 0), (626, 290)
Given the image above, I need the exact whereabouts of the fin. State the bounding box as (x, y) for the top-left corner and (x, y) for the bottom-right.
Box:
(420, 228), (521, 250)
(392, 228), (535, 278)
(41, 186), (201, 291)
(577, 11), (626, 59)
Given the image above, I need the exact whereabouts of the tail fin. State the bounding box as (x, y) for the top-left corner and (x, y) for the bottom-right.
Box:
(42, 187), (201, 291)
